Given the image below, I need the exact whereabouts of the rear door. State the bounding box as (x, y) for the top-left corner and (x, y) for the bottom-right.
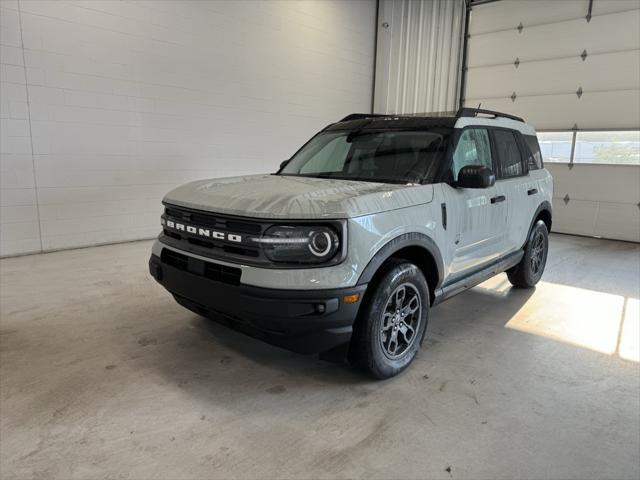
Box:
(491, 129), (538, 252)
(443, 127), (508, 278)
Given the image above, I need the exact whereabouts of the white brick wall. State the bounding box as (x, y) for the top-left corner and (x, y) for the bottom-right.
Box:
(0, 0), (376, 256)
(1, 1), (42, 256)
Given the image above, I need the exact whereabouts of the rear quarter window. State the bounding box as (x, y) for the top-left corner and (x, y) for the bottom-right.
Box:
(524, 135), (543, 170)
(493, 129), (525, 178)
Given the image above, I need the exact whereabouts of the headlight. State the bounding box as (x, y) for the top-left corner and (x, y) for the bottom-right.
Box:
(253, 225), (340, 264)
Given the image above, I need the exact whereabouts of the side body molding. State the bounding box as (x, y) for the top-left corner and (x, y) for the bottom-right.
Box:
(356, 232), (444, 289)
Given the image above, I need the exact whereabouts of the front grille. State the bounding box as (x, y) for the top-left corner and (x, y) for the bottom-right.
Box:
(161, 204), (267, 265)
(161, 249), (241, 285)
(164, 206), (262, 234)
(159, 203), (347, 269)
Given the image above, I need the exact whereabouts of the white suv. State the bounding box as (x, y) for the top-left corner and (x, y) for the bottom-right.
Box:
(149, 108), (552, 378)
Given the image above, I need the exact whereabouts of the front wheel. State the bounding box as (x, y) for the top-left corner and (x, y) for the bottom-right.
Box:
(349, 261), (429, 379)
(507, 220), (549, 288)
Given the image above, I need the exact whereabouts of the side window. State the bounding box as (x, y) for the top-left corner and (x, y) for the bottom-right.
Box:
(493, 130), (525, 178)
(523, 134), (543, 170)
(451, 129), (493, 181)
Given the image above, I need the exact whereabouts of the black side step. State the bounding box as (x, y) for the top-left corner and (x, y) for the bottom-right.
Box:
(432, 250), (524, 306)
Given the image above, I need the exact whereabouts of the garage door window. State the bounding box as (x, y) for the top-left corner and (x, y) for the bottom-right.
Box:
(538, 132), (573, 163)
(538, 130), (640, 165)
(574, 131), (640, 165)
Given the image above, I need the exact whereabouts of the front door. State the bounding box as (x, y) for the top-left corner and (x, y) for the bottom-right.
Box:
(443, 128), (508, 279)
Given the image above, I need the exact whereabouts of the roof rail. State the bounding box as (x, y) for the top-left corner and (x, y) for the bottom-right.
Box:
(456, 107), (524, 123)
(339, 113), (394, 122)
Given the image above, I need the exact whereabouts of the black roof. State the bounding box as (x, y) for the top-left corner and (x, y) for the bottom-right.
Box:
(326, 115), (458, 131)
(327, 108), (524, 131)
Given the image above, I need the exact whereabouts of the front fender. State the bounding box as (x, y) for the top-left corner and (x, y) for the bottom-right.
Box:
(356, 232), (444, 288)
(348, 202), (446, 288)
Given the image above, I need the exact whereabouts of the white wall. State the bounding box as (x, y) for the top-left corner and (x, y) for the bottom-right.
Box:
(0, 0), (376, 256)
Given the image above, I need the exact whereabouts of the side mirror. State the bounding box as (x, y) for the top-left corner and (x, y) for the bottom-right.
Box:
(456, 165), (495, 189)
(279, 159), (290, 170)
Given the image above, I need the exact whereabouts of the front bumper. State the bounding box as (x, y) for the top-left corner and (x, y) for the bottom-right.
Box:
(149, 254), (367, 354)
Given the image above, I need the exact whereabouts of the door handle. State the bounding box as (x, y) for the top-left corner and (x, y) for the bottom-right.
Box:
(490, 195), (505, 204)
(527, 188), (538, 195)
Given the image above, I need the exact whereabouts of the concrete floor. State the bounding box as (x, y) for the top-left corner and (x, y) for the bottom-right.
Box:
(1, 233), (639, 479)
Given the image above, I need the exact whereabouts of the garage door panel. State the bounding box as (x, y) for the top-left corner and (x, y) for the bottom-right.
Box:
(468, 10), (640, 68)
(549, 163), (640, 242)
(551, 199), (598, 237)
(466, 50), (640, 100)
(471, 0), (640, 36)
(470, 0), (588, 35)
(594, 202), (640, 242)
(547, 164), (640, 205)
(466, 0), (640, 243)
(592, 0), (640, 16)
(465, 89), (640, 130)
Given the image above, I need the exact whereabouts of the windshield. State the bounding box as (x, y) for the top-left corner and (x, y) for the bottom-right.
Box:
(279, 129), (451, 184)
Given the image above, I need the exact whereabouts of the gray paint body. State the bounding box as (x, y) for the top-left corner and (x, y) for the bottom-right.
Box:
(156, 118), (553, 291)
(156, 178), (440, 290)
(163, 174), (433, 219)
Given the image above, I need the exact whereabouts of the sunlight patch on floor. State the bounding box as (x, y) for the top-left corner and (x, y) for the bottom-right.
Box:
(475, 275), (513, 296)
(505, 281), (638, 362)
(619, 298), (639, 362)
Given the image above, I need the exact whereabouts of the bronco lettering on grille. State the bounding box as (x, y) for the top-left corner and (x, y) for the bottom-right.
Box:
(163, 218), (242, 243)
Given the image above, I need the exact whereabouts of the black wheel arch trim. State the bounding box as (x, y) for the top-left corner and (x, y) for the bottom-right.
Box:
(526, 201), (552, 247)
(356, 232), (444, 289)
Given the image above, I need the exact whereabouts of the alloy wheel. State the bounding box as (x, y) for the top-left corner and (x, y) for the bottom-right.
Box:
(379, 283), (422, 359)
(530, 230), (546, 275)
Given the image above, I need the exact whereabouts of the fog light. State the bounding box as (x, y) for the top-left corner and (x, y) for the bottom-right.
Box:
(343, 293), (360, 304)
(316, 304), (326, 313)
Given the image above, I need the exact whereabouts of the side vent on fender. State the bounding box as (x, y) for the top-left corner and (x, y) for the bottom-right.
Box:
(441, 203), (447, 230)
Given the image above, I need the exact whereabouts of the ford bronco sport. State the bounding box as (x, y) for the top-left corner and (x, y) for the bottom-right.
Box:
(149, 108), (552, 379)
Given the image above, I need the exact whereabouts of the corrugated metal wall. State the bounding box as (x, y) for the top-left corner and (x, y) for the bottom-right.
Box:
(374, 0), (466, 114)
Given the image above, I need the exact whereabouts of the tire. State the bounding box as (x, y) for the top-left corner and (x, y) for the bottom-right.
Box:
(507, 220), (549, 288)
(349, 260), (429, 379)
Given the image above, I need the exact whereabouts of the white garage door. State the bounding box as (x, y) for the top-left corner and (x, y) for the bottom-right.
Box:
(464, 0), (640, 242)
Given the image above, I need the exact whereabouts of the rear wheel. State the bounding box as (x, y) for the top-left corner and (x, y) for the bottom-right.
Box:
(349, 261), (429, 379)
(507, 220), (549, 288)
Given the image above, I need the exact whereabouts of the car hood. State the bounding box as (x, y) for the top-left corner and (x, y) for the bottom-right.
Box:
(163, 174), (434, 219)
